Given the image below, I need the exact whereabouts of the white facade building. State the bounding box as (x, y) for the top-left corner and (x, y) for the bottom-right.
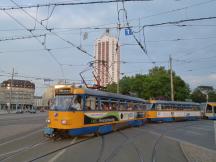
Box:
(33, 96), (43, 108)
(94, 30), (120, 87)
(0, 79), (35, 111)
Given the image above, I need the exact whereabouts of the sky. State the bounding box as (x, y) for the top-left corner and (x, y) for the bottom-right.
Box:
(0, 0), (216, 96)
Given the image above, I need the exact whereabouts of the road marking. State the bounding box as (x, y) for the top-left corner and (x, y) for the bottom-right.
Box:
(48, 137), (77, 162)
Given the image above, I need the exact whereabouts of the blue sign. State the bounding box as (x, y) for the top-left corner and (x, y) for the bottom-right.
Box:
(125, 28), (133, 36)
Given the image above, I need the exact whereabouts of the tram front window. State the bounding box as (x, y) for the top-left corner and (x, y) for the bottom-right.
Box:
(206, 104), (212, 113)
(50, 95), (81, 111)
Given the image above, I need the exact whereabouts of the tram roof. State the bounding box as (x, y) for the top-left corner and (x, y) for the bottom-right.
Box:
(150, 100), (200, 106)
(83, 88), (146, 103)
(202, 102), (216, 106)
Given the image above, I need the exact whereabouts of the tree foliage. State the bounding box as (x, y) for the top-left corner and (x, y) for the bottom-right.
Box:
(191, 87), (216, 102)
(106, 66), (190, 101)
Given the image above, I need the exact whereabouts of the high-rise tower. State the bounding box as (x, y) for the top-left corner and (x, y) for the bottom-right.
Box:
(94, 30), (120, 87)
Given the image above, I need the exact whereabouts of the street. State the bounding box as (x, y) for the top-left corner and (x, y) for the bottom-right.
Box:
(0, 113), (215, 162)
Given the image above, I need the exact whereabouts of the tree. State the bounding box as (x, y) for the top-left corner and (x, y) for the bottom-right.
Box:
(191, 88), (206, 103)
(191, 86), (216, 102)
(106, 66), (190, 101)
(105, 83), (117, 93)
(208, 91), (216, 102)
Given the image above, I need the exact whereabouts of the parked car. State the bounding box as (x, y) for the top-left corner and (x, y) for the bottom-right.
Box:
(40, 108), (46, 112)
(29, 108), (36, 113)
(16, 109), (23, 114)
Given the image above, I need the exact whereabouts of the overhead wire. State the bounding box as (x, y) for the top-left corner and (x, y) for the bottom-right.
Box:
(3, 9), (65, 78)
(9, 0), (94, 58)
(135, 16), (216, 32)
(2, 0), (216, 87)
(0, 34), (46, 42)
(0, 0), (153, 11)
(120, 1), (156, 66)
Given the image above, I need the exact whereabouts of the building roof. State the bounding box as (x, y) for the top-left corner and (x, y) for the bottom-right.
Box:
(1, 79), (35, 89)
(97, 29), (117, 40)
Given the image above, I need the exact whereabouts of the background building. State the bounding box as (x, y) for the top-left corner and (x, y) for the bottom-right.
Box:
(94, 29), (120, 87)
(33, 96), (43, 109)
(0, 87), (4, 110)
(42, 85), (55, 108)
(0, 79), (35, 111)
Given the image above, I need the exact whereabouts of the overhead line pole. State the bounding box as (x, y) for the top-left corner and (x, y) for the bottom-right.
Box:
(169, 56), (174, 101)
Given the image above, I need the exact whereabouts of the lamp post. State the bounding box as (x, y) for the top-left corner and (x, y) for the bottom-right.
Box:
(8, 68), (18, 113)
(8, 68), (15, 113)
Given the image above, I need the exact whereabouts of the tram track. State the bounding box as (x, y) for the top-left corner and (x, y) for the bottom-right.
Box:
(0, 139), (50, 161)
(104, 130), (145, 162)
(0, 127), (48, 161)
(1, 120), (212, 162)
(27, 136), (94, 162)
(118, 131), (144, 162)
(137, 121), (204, 162)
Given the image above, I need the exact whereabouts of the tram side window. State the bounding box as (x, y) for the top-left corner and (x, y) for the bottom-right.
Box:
(68, 95), (82, 111)
(182, 105), (187, 110)
(95, 98), (101, 111)
(119, 101), (127, 110)
(141, 104), (147, 110)
(133, 103), (139, 110)
(206, 104), (212, 113)
(156, 104), (162, 110)
(173, 104), (177, 110)
(163, 104), (170, 110)
(111, 100), (119, 110)
(214, 106), (216, 113)
(127, 102), (133, 110)
(161, 104), (166, 110)
(195, 105), (200, 111)
(139, 104), (146, 110)
(101, 99), (110, 111)
(85, 96), (96, 111)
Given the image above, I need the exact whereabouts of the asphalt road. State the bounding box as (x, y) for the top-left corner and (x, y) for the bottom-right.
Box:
(0, 113), (215, 162)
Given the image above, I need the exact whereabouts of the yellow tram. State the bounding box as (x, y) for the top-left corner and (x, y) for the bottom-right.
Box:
(201, 102), (216, 120)
(145, 100), (201, 122)
(44, 85), (147, 136)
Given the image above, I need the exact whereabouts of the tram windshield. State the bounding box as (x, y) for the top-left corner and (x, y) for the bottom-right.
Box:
(50, 95), (81, 111)
(206, 104), (212, 113)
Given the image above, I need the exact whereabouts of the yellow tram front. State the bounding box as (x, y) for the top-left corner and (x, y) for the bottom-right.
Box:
(44, 85), (147, 136)
(201, 102), (216, 120)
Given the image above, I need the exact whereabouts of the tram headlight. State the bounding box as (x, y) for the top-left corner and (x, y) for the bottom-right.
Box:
(46, 119), (51, 123)
(61, 120), (67, 125)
